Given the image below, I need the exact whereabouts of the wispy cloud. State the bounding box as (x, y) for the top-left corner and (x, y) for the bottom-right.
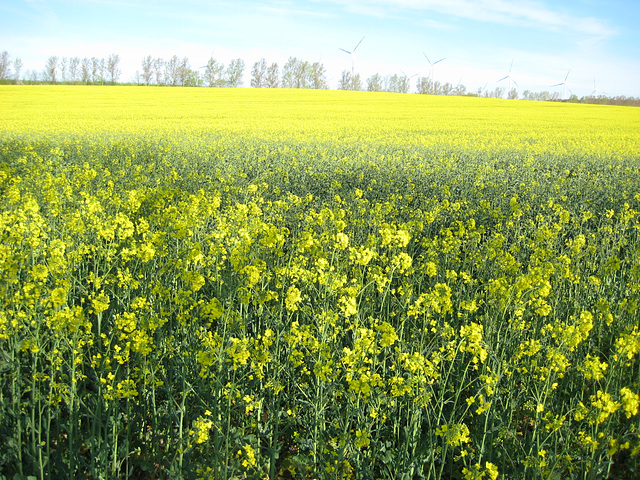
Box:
(258, 4), (335, 18)
(330, 0), (617, 38)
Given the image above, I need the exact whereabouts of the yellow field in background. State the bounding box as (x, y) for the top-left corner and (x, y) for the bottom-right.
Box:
(2, 85), (639, 157)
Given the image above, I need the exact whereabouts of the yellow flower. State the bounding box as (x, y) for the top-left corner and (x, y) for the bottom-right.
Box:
(192, 415), (213, 444)
(238, 444), (257, 468)
(620, 387), (639, 418)
(285, 286), (302, 311)
(91, 293), (110, 314)
(436, 423), (470, 447)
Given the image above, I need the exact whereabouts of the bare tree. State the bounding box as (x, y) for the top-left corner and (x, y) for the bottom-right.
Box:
(60, 57), (68, 83)
(44, 56), (58, 84)
(0, 51), (11, 81)
(165, 55), (180, 86)
(203, 57), (225, 87)
(81, 58), (91, 84)
(251, 58), (267, 88)
(416, 76), (433, 95)
(310, 62), (327, 89)
(69, 57), (79, 84)
(99, 58), (106, 84)
(398, 75), (410, 94)
(366, 73), (383, 92)
(141, 56), (153, 85)
(107, 54), (121, 83)
(385, 74), (402, 93)
(225, 58), (245, 87)
(265, 62), (279, 88)
(178, 57), (190, 86)
(293, 60), (309, 88)
(13, 58), (22, 82)
(281, 57), (298, 88)
(153, 58), (164, 85)
(90, 57), (101, 83)
(282, 57), (316, 88)
(339, 70), (352, 90)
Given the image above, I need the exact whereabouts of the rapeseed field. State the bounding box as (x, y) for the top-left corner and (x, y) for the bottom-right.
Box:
(1, 86), (639, 479)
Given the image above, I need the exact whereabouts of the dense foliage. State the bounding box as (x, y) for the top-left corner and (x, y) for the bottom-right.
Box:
(1, 87), (640, 479)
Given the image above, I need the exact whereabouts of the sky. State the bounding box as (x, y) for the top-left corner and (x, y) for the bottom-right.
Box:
(1, 0), (639, 97)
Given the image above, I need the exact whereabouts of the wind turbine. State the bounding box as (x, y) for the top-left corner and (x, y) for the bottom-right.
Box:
(497, 59), (518, 97)
(423, 52), (445, 84)
(552, 69), (572, 100)
(401, 69), (419, 93)
(591, 77), (606, 98)
(340, 36), (365, 78)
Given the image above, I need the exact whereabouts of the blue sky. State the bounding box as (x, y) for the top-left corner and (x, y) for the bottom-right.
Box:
(1, 0), (639, 97)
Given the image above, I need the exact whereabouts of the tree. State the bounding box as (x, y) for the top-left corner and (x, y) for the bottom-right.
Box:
(281, 57), (299, 88)
(455, 83), (467, 96)
(165, 55), (180, 86)
(293, 59), (309, 88)
(508, 87), (518, 100)
(266, 62), (279, 88)
(225, 58), (245, 87)
(367, 73), (383, 92)
(69, 57), (79, 84)
(60, 57), (68, 83)
(184, 68), (202, 87)
(178, 56), (191, 86)
(310, 62), (327, 89)
(13, 58), (22, 82)
(107, 54), (121, 84)
(44, 56), (58, 84)
(385, 74), (404, 93)
(141, 56), (153, 85)
(399, 75), (410, 94)
(203, 57), (225, 87)
(339, 70), (362, 91)
(416, 76), (433, 95)
(153, 58), (164, 85)
(90, 57), (101, 83)
(81, 58), (91, 84)
(0, 51), (11, 81)
(251, 58), (267, 88)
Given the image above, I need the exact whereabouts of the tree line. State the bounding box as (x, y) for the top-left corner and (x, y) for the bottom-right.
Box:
(1, 50), (638, 106)
(0, 51), (122, 85)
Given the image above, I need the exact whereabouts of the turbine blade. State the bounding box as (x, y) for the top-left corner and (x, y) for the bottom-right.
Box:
(423, 52), (432, 65)
(550, 83), (563, 87)
(564, 69), (571, 82)
(497, 76), (509, 82)
(434, 58), (445, 64)
(353, 36), (365, 52)
(512, 79), (519, 87)
(339, 48), (352, 54)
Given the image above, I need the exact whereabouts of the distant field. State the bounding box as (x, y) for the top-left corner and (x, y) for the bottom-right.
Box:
(2, 85), (639, 154)
(1, 86), (640, 479)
